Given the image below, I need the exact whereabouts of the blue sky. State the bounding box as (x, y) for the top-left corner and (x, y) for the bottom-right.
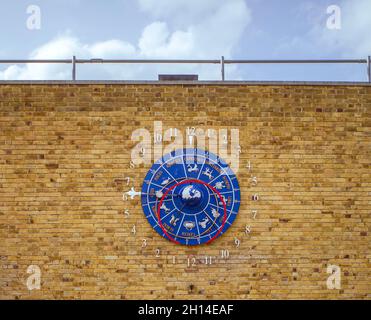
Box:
(0, 0), (370, 81)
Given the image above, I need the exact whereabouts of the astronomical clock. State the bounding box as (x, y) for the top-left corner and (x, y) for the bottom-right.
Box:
(122, 138), (258, 267)
(140, 148), (240, 246)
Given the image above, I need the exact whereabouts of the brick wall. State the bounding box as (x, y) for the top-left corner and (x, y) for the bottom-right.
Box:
(0, 83), (369, 299)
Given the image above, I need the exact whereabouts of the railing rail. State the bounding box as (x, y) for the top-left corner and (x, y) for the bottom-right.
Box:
(0, 56), (370, 82)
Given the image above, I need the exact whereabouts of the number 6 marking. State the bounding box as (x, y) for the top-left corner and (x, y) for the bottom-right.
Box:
(252, 194), (259, 201)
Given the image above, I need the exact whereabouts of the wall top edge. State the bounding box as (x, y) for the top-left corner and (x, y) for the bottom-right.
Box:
(0, 80), (370, 86)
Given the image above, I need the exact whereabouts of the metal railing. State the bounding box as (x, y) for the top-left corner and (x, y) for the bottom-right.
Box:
(0, 56), (370, 82)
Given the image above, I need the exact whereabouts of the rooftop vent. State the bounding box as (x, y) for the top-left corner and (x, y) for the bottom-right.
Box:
(158, 74), (198, 81)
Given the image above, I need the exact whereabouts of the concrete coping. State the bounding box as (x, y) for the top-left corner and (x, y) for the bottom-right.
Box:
(0, 80), (370, 86)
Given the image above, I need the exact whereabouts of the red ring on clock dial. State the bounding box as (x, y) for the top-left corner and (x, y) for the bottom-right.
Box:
(156, 178), (227, 245)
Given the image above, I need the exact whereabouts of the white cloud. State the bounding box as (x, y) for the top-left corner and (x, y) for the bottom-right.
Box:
(190, 0), (250, 57)
(0, 36), (81, 80)
(89, 40), (136, 58)
(138, 22), (194, 58)
(0, 0), (250, 80)
(317, 0), (371, 57)
(0, 35), (136, 80)
(138, 0), (251, 58)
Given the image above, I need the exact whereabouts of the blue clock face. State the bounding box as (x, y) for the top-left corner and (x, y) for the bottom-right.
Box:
(141, 148), (241, 246)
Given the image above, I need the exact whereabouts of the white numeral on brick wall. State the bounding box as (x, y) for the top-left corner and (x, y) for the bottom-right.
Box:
(26, 265), (41, 290)
(326, 265), (341, 289)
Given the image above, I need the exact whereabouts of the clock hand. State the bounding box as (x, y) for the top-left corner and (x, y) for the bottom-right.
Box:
(125, 177), (187, 200)
(123, 187), (181, 200)
(156, 190), (181, 198)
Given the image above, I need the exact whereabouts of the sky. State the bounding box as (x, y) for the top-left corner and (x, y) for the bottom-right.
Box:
(0, 0), (370, 81)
